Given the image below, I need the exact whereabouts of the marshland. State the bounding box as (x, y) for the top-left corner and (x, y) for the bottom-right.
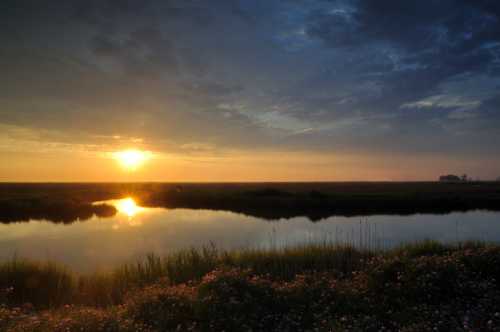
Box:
(1, 183), (500, 330)
(4, 0), (500, 330)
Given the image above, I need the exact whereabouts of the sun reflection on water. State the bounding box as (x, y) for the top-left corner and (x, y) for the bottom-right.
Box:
(101, 197), (149, 228)
(115, 197), (144, 218)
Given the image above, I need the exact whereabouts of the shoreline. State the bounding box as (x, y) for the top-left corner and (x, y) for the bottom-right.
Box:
(2, 182), (500, 223)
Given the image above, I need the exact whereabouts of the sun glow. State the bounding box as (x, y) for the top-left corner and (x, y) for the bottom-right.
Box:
(115, 197), (144, 218)
(113, 149), (151, 170)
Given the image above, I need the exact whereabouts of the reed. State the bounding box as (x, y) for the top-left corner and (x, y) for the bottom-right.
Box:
(1, 241), (500, 331)
(0, 240), (491, 309)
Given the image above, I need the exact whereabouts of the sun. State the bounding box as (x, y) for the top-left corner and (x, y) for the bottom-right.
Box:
(113, 149), (151, 171)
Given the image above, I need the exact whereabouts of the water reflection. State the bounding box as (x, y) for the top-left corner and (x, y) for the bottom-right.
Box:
(99, 198), (147, 228)
(115, 198), (144, 218)
(0, 201), (116, 224)
(0, 199), (498, 272)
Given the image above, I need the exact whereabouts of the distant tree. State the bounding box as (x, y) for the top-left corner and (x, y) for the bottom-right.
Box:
(497, 177), (500, 182)
(461, 174), (468, 182)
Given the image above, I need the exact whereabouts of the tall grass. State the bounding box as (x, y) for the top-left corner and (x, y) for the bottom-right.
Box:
(2, 241), (500, 332)
(0, 259), (74, 308)
(0, 241), (490, 309)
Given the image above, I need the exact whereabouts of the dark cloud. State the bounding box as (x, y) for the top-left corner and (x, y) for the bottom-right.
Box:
(306, 0), (500, 82)
(0, 0), (499, 165)
(295, 0), (500, 146)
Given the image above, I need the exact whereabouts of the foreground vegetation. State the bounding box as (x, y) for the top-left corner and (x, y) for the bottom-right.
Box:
(1, 241), (500, 331)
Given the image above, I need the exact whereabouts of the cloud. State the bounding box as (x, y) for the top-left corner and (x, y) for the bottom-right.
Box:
(401, 95), (482, 111)
(1, 0), (500, 165)
(304, 0), (500, 102)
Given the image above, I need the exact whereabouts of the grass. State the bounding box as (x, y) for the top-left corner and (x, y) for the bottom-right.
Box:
(0, 243), (374, 308)
(0, 259), (74, 308)
(1, 241), (500, 331)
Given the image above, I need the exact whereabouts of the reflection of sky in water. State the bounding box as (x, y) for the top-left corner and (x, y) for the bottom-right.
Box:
(0, 198), (499, 272)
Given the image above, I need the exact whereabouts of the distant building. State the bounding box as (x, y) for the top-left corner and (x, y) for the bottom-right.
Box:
(439, 174), (462, 182)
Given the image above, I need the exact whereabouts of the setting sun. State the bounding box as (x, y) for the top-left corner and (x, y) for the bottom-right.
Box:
(113, 150), (151, 171)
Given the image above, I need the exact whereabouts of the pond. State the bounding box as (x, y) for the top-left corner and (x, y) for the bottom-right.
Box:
(0, 197), (499, 272)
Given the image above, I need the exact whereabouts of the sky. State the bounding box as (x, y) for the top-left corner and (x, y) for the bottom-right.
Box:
(1, 0), (500, 181)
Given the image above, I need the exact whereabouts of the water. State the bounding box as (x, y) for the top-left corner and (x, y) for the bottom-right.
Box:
(0, 197), (499, 272)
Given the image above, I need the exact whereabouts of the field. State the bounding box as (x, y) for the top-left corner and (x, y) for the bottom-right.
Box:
(1, 241), (500, 331)
(1, 182), (500, 222)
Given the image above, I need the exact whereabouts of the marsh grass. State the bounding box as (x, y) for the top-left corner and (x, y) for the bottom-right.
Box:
(0, 242), (373, 308)
(2, 241), (500, 331)
(0, 259), (74, 308)
(1, 239), (492, 310)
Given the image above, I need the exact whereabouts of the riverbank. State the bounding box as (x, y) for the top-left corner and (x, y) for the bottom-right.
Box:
(1, 241), (500, 331)
(2, 182), (500, 222)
